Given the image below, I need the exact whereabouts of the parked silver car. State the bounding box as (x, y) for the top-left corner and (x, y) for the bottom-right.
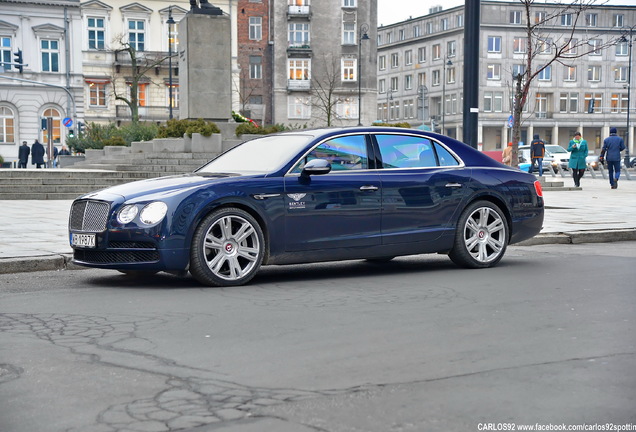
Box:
(519, 144), (570, 173)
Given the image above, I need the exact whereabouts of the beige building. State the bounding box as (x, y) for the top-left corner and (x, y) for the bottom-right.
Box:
(377, 1), (636, 156)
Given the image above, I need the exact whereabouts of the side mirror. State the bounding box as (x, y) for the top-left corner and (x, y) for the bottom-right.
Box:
(301, 158), (332, 176)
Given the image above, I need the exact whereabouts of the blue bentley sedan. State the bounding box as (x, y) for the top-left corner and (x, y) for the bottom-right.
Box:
(69, 127), (544, 286)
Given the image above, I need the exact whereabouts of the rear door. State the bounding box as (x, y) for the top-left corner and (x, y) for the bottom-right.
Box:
(373, 133), (470, 244)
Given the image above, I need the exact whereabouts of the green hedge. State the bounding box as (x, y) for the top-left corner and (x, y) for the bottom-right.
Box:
(67, 122), (158, 154)
(372, 122), (412, 128)
(157, 119), (220, 138)
(235, 123), (288, 137)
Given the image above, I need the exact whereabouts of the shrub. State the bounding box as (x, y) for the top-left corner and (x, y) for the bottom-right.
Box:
(372, 122), (411, 128)
(118, 122), (158, 144)
(235, 123), (287, 137)
(103, 136), (127, 147)
(0, 154), (4, 165)
(157, 119), (220, 138)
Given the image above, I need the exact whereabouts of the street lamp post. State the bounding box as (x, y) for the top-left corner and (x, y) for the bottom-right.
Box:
(386, 89), (394, 122)
(357, 23), (369, 126)
(442, 58), (452, 134)
(167, 9), (176, 120)
(623, 29), (633, 167)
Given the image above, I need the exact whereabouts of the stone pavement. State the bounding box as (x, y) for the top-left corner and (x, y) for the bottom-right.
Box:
(0, 176), (635, 274)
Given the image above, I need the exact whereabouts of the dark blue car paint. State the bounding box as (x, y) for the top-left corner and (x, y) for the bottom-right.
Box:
(69, 127), (543, 273)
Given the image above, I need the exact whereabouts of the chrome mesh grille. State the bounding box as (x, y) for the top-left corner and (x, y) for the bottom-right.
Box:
(70, 200), (110, 232)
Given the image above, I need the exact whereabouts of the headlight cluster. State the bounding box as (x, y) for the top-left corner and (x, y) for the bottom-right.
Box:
(117, 202), (168, 226)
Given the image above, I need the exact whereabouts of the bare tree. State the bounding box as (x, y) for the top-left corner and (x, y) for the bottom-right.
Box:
(111, 35), (171, 124)
(509, 0), (622, 166)
(310, 54), (351, 126)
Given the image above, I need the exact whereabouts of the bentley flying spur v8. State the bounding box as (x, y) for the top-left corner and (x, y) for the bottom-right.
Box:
(69, 127), (544, 287)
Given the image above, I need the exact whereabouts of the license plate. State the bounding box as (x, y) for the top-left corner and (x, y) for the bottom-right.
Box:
(71, 233), (96, 248)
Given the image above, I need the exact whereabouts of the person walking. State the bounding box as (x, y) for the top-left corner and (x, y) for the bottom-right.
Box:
(31, 139), (46, 169)
(530, 134), (546, 176)
(501, 142), (513, 166)
(599, 127), (626, 189)
(568, 132), (588, 187)
(18, 141), (30, 168)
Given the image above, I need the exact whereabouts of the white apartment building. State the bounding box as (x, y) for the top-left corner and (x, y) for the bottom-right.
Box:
(377, 1), (636, 155)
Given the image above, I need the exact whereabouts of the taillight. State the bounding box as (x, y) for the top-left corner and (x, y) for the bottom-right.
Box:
(534, 180), (543, 197)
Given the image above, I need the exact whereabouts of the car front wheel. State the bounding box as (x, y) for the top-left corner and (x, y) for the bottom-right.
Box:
(449, 201), (508, 269)
(190, 207), (265, 287)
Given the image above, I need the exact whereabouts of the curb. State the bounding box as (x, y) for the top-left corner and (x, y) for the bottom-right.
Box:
(1, 229), (635, 275)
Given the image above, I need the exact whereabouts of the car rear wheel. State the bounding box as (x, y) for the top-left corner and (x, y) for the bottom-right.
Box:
(449, 201), (508, 269)
(190, 207), (265, 287)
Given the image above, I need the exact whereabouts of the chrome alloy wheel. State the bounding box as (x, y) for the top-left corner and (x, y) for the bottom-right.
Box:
(462, 206), (506, 264)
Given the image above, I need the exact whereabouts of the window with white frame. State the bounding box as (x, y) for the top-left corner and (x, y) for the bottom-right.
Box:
(343, 0), (356, 6)
(447, 67), (455, 84)
(288, 96), (311, 119)
(534, 11), (546, 24)
(447, 40), (456, 57)
(440, 18), (448, 31)
(484, 91), (504, 112)
(398, 29), (405, 41)
(391, 53), (399, 68)
(535, 93), (549, 114)
(432, 69), (440, 86)
(386, 31), (393, 43)
(487, 63), (501, 80)
(403, 99), (414, 119)
(564, 65), (577, 81)
(616, 41), (628, 56)
(128, 20), (145, 51)
(512, 64), (526, 78)
(587, 65), (601, 81)
(335, 97), (357, 119)
(413, 25), (421, 37)
(405, 50), (412, 65)
(559, 92), (578, 113)
(426, 22), (433, 34)
(0, 106), (15, 144)
(487, 36), (501, 53)
(249, 55), (262, 79)
(379, 55), (386, 70)
(167, 83), (179, 108)
(289, 22), (309, 46)
(88, 81), (107, 106)
(513, 37), (526, 53)
(615, 66), (628, 82)
(341, 58), (356, 81)
(343, 21), (355, 44)
(390, 76), (398, 91)
(418, 47), (426, 63)
(377, 34), (383, 46)
(1, 37), (12, 71)
(585, 13), (597, 27)
(610, 93), (628, 113)
(538, 65), (551, 81)
(41, 39), (60, 72)
(613, 14), (624, 28)
(563, 39), (577, 55)
(432, 44), (441, 59)
(584, 93), (601, 113)
(405, 74), (413, 90)
(249, 17), (262, 40)
(418, 72), (426, 86)
(378, 79), (386, 93)
(457, 14), (464, 27)
(538, 38), (552, 54)
(588, 39), (602, 55)
(288, 58), (310, 81)
(87, 17), (105, 50)
(510, 11), (521, 24)
(561, 13), (572, 26)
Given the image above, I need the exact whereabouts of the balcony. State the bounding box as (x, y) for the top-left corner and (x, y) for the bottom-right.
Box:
(287, 41), (311, 54)
(535, 112), (552, 119)
(287, 5), (311, 19)
(287, 80), (311, 91)
(116, 105), (179, 121)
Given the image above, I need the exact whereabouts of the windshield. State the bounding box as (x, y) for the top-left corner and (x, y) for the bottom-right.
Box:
(198, 134), (313, 174)
(546, 145), (568, 153)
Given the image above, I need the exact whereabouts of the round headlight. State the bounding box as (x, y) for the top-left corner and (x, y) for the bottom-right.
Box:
(117, 204), (139, 224)
(139, 202), (168, 225)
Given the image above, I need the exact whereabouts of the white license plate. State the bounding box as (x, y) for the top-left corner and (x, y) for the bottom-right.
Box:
(71, 233), (96, 248)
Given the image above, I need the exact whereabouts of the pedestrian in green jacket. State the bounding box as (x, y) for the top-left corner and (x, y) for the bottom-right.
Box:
(568, 132), (588, 187)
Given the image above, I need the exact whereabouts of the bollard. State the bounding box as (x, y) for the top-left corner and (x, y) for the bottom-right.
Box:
(598, 164), (607, 179)
(587, 165), (596, 179)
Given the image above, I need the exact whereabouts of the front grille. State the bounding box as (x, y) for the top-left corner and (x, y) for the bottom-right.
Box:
(70, 200), (110, 232)
(74, 249), (160, 264)
(108, 241), (156, 249)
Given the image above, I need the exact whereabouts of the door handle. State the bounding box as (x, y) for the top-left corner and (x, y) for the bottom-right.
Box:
(359, 185), (379, 191)
(445, 183), (463, 188)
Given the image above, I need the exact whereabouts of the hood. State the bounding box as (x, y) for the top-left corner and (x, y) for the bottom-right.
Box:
(80, 173), (241, 202)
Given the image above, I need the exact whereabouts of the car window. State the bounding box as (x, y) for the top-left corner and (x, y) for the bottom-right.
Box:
(376, 134), (457, 168)
(291, 134), (369, 173)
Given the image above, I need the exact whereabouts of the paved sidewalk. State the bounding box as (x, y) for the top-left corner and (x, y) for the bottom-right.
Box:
(0, 176), (635, 274)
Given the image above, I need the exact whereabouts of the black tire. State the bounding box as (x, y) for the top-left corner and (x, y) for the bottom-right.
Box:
(448, 201), (508, 269)
(189, 207), (264, 287)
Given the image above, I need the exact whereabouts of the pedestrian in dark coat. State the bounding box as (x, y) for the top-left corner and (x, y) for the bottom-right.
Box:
(530, 134), (546, 176)
(31, 139), (46, 168)
(600, 127), (626, 189)
(18, 141), (30, 168)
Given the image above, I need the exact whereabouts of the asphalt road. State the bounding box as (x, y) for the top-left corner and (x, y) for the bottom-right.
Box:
(1, 242), (635, 432)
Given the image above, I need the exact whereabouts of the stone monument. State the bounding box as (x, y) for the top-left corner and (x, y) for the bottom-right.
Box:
(179, 2), (231, 122)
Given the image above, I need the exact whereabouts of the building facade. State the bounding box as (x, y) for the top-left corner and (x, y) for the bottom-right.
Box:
(0, 0), (83, 161)
(269, 0), (378, 127)
(377, 1), (636, 156)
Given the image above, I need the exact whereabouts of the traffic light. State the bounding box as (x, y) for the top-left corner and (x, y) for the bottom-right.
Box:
(587, 99), (595, 114)
(68, 129), (75, 138)
(77, 122), (84, 134)
(13, 49), (23, 73)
